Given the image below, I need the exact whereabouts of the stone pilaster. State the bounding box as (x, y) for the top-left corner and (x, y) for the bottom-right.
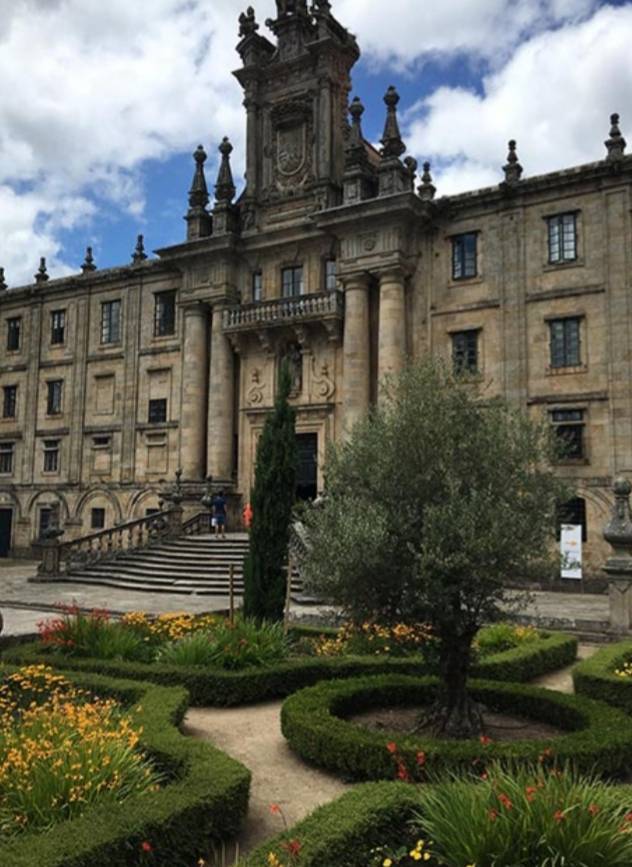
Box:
(180, 303), (209, 481)
(342, 275), (370, 436)
(377, 268), (407, 395)
(207, 304), (234, 483)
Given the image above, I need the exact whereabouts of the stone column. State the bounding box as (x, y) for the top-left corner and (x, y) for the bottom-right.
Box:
(377, 268), (407, 396)
(342, 275), (370, 437)
(603, 478), (632, 633)
(181, 304), (209, 481)
(207, 305), (234, 483)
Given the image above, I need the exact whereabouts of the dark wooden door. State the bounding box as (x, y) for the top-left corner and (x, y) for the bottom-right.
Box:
(0, 509), (12, 557)
(296, 433), (318, 501)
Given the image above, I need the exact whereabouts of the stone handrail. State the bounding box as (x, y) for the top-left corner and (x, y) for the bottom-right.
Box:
(182, 511), (213, 536)
(223, 290), (344, 331)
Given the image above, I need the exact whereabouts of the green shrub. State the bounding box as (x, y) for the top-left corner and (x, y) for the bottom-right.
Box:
(476, 622), (540, 656)
(418, 762), (632, 867)
(3, 632), (577, 708)
(0, 666), (250, 867)
(38, 606), (151, 662)
(280, 675), (632, 781)
(156, 620), (290, 671)
(574, 641), (632, 716)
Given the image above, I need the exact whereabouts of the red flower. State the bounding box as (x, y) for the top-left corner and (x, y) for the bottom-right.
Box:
(416, 751), (426, 767)
(140, 841), (153, 852)
(480, 772), (489, 781)
(488, 808), (498, 822)
(588, 803), (600, 816)
(479, 735), (492, 747)
(269, 803), (282, 815)
(282, 839), (302, 857)
(498, 793), (513, 811)
(553, 810), (566, 823)
(525, 786), (538, 803)
(386, 741), (398, 754)
(396, 761), (410, 782)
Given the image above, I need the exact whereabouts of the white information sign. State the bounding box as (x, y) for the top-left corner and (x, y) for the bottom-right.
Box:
(560, 524), (583, 580)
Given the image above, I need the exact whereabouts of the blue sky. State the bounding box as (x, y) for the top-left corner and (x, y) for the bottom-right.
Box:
(0, 0), (631, 285)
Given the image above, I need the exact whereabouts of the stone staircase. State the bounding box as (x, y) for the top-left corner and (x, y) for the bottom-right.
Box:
(56, 534), (303, 598)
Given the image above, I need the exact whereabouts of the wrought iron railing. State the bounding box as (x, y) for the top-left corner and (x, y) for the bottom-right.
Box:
(222, 290), (344, 331)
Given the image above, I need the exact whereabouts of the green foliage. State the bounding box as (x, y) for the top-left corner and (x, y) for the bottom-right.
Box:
(418, 762), (632, 866)
(244, 361), (298, 623)
(573, 640), (632, 716)
(280, 674), (632, 781)
(476, 622), (540, 657)
(156, 619), (290, 671)
(0, 667), (250, 867)
(38, 606), (150, 662)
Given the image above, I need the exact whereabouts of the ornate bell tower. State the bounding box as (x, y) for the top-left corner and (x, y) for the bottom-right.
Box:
(234, 1), (359, 228)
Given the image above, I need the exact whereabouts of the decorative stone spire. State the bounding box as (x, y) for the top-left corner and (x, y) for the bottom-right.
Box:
(418, 161), (436, 202)
(186, 145), (212, 240)
(380, 86), (406, 160)
(238, 6), (259, 37)
(343, 96), (377, 203)
(503, 139), (523, 185)
(347, 97), (366, 155)
(132, 234), (147, 264)
(81, 246), (96, 273)
(274, 0), (308, 16)
(215, 137), (236, 203)
(605, 113), (626, 162)
(603, 477), (632, 632)
(35, 257), (49, 284)
(0, 268), (6, 291)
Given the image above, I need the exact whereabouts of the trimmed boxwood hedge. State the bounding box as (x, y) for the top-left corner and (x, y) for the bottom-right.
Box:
(0, 666), (251, 867)
(1, 630), (577, 707)
(573, 640), (632, 715)
(280, 674), (632, 781)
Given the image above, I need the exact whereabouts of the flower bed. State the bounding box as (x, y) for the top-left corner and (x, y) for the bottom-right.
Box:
(573, 640), (632, 715)
(0, 665), (250, 867)
(2, 622), (577, 707)
(280, 674), (632, 781)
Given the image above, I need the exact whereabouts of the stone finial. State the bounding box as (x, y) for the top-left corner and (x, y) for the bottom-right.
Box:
(403, 156), (418, 188)
(380, 86), (406, 160)
(215, 137), (236, 203)
(35, 257), (49, 284)
(188, 145), (210, 213)
(275, 0), (308, 16)
(132, 234), (147, 264)
(503, 139), (523, 185)
(239, 6), (259, 38)
(605, 113), (627, 162)
(312, 0), (332, 13)
(604, 478), (632, 556)
(81, 246), (96, 273)
(0, 268), (6, 291)
(348, 97), (365, 151)
(418, 161), (436, 202)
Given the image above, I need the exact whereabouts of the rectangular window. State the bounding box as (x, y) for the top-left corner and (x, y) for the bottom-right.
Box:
(548, 213), (577, 264)
(550, 409), (585, 460)
(0, 442), (14, 474)
(3, 386), (17, 419)
(549, 317), (581, 368)
(50, 310), (66, 345)
(43, 439), (60, 473)
(452, 233), (478, 280)
(93, 436), (111, 448)
(154, 291), (176, 337)
(148, 398), (167, 424)
(281, 266), (304, 298)
(325, 259), (337, 291)
(38, 507), (56, 539)
(7, 318), (21, 352)
(91, 508), (106, 530)
(252, 272), (263, 303)
(452, 330), (479, 374)
(46, 380), (63, 415)
(101, 300), (121, 344)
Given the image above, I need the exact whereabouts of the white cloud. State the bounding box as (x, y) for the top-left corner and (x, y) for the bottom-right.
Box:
(403, 4), (632, 195)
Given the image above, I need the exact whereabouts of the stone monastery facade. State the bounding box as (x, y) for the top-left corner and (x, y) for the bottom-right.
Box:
(0, 0), (631, 573)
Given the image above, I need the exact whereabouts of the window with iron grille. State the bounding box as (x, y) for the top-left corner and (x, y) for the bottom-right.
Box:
(50, 310), (66, 345)
(557, 497), (587, 542)
(550, 409), (585, 460)
(452, 233), (478, 280)
(325, 259), (337, 291)
(148, 398), (167, 424)
(7, 318), (21, 352)
(452, 330), (479, 374)
(252, 272), (263, 303)
(43, 440), (60, 473)
(154, 291), (176, 337)
(281, 266), (304, 298)
(548, 213), (577, 264)
(91, 508), (106, 530)
(46, 380), (63, 415)
(101, 300), (121, 344)
(549, 317), (581, 368)
(0, 442), (14, 474)
(3, 386), (17, 419)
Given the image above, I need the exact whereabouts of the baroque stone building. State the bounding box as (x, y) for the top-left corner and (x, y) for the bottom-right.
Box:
(0, 0), (630, 574)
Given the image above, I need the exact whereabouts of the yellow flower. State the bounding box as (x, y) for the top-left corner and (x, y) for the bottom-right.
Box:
(382, 860), (393, 867)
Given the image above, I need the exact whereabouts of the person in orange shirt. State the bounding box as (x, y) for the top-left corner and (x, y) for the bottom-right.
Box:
(242, 501), (253, 531)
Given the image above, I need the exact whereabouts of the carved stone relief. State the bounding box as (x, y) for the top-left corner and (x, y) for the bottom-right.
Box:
(247, 368), (265, 406)
(311, 356), (335, 401)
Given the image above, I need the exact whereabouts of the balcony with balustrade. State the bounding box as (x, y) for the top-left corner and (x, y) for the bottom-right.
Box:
(222, 289), (345, 345)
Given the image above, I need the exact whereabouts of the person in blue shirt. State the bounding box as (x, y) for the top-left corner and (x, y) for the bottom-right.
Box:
(212, 490), (227, 539)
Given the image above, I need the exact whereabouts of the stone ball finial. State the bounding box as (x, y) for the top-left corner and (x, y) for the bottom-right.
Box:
(194, 144), (207, 165)
(219, 137), (233, 158)
(613, 477), (631, 497)
(349, 96), (365, 121)
(384, 85), (400, 110)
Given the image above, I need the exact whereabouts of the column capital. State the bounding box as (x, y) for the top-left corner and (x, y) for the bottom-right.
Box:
(181, 300), (211, 318)
(340, 271), (371, 292)
(376, 264), (409, 284)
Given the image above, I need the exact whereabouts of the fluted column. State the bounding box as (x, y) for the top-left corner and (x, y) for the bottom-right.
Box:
(207, 304), (234, 483)
(342, 275), (370, 437)
(377, 268), (407, 397)
(180, 303), (209, 480)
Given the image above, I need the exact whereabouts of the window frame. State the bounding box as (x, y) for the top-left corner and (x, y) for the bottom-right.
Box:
(550, 408), (586, 462)
(101, 299), (122, 345)
(50, 309), (66, 345)
(451, 329), (480, 375)
(549, 317), (582, 369)
(324, 258), (338, 292)
(2, 385), (17, 419)
(252, 271), (263, 303)
(547, 212), (578, 265)
(451, 232), (478, 281)
(281, 265), (304, 298)
(46, 380), (63, 416)
(91, 508), (106, 530)
(153, 290), (176, 338)
(148, 398), (168, 424)
(6, 318), (21, 352)
(0, 442), (14, 475)
(43, 439), (60, 474)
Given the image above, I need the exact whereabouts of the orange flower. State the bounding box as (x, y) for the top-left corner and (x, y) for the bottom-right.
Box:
(525, 786), (538, 803)
(269, 803), (282, 815)
(416, 751), (426, 767)
(498, 793), (513, 811)
(479, 735), (492, 747)
(553, 810), (566, 823)
(386, 741), (398, 754)
(488, 808), (498, 822)
(588, 803), (600, 816)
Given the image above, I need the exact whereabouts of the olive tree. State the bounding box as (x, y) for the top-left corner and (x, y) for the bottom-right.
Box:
(301, 360), (566, 737)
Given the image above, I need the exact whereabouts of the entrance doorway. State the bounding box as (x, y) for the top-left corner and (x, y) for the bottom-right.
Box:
(296, 433), (318, 501)
(0, 509), (12, 557)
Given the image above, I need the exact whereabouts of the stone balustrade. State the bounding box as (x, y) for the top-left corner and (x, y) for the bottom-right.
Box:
(222, 290), (344, 332)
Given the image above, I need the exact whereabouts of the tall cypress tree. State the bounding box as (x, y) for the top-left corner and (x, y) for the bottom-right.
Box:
(243, 361), (298, 622)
